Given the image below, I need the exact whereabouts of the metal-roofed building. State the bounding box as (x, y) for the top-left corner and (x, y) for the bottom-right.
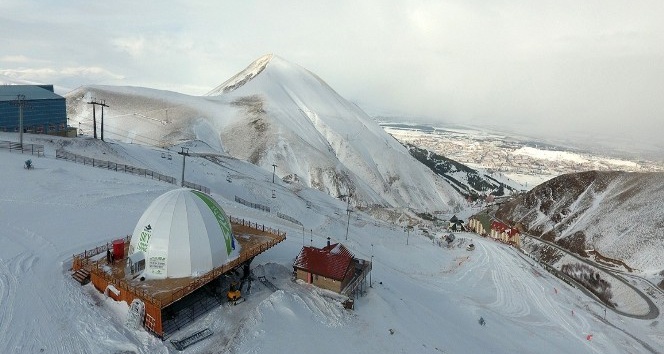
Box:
(0, 85), (67, 134)
(293, 240), (372, 297)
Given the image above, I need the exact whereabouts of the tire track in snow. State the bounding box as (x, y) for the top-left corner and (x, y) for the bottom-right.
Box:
(495, 247), (606, 352)
(488, 268), (531, 318)
(0, 223), (106, 353)
(0, 260), (18, 347)
(470, 238), (597, 349)
(13, 251), (39, 274)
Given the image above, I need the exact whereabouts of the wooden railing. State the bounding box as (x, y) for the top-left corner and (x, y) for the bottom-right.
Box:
(72, 217), (286, 308)
(183, 180), (210, 194)
(234, 196), (270, 213)
(229, 216), (286, 237)
(72, 235), (130, 271)
(276, 212), (302, 226)
(90, 260), (161, 305)
(160, 235), (285, 307)
(342, 259), (372, 297)
(56, 149), (177, 185)
(0, 140), (44, 156)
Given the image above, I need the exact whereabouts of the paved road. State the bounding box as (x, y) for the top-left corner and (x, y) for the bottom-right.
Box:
(488, 211), (660, 319)
(520, 232), (660, 320)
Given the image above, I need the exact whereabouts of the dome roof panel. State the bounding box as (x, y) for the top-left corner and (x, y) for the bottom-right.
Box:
(129, 188), (238, 279)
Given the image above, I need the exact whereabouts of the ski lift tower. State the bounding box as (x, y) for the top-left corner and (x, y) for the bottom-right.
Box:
(178, 147), (190, 187)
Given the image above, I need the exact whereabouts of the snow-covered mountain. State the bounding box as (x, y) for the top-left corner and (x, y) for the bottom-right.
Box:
(495, 171), (664, 273)
(1, 74), (42, 86)
(2, 132), (662, 353)
(1, 74), (71, 95)
(65, 54), (463, 215)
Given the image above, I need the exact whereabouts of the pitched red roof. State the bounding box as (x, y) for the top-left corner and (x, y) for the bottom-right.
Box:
(293, 243), (354, 281)
(491, 221), (509, 232)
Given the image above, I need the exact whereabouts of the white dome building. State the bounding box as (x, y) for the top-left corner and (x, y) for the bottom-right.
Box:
(127, 188), (239, 279)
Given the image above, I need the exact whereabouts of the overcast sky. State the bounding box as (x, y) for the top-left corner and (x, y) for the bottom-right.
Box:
(2, 1), (663, 156)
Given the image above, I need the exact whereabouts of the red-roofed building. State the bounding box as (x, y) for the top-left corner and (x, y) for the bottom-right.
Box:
(293, 240), (370, 295)
(490, 221), (521, 247)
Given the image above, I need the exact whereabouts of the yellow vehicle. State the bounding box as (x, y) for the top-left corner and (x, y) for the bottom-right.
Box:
(227, 281), (242, 305)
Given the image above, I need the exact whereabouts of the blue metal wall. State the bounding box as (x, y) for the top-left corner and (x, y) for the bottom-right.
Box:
(0, 86), (67, 134)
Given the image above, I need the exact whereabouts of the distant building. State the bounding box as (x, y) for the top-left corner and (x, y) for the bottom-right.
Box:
(490, 221), (521, 247)
(468, 213), (491, 236)
(468, 215), (520, 247)
(293, 240), (371, 296)
(0, 85), (67, 134)
(448, 215), (465, 232)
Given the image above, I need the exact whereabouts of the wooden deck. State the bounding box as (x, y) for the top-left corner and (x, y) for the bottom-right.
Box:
(75, 217), (285, 307)
(148, 231), (276, 301)
(72, 217), (286, 337)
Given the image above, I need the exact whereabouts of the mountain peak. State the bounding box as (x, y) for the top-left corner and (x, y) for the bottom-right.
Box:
(206, 54), (274, 96)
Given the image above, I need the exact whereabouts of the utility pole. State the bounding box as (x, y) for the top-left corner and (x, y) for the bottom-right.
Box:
(101, 100), (107, 141)
(370, 243), (374, 288)
(272, 163), (277, 183)
(178, 147), (190, 187)
(405, 225), (412, 245)
(345, 208), (353, 241)
(10, 94), (26, 147)
(345, 193), (352, 241)
(88, 98), (109, 140)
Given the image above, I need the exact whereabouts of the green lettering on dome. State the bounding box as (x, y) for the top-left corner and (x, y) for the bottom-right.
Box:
(137, 225), (152, 252)
(191, 190), (234, 255)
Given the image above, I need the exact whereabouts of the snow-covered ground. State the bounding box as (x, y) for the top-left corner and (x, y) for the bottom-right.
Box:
(0, 134), (661, 353)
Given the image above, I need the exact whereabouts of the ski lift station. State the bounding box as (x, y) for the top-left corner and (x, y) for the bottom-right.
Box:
(71, 188), (286, 338)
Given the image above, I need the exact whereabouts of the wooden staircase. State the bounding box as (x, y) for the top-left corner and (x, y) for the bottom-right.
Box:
(72, 268), (91, 285)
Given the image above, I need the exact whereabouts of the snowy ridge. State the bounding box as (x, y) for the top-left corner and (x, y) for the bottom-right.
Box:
(65, 55), (464, 214)
(1, 74), (71, 95)
(1, 74), (40, 86)
(496, 171), (664, 273)
(206, 54), (273, 95)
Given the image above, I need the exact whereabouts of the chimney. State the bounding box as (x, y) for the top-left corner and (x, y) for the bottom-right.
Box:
(327, 237), (331, 247)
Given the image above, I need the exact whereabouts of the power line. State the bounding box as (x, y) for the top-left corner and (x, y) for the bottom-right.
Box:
(78, 120), (166, 146)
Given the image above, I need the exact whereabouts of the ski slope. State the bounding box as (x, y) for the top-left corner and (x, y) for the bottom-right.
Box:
(0, 134), (661, 353)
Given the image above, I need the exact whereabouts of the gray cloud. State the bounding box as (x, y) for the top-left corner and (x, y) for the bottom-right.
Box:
(1, 0), (662, 157)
